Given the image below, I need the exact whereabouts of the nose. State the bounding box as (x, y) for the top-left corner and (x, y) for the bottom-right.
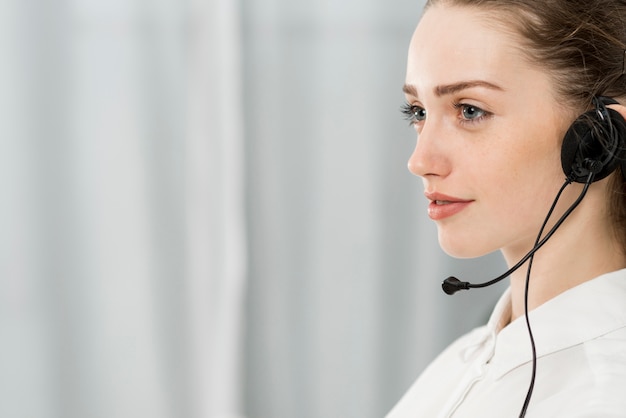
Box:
(407, 120), (450, 178)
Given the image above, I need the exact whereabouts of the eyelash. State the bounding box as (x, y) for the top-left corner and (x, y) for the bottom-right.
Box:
(400, 102), (492, 126)
(400, 102), (425, 126)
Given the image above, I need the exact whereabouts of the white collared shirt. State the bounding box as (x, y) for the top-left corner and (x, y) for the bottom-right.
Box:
(386, 268), (626, 417)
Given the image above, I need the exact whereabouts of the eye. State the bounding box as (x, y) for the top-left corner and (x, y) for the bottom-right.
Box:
(401, 102), (427, 125)
(456, 103), (488, 121)
(453, 102), (492, 125)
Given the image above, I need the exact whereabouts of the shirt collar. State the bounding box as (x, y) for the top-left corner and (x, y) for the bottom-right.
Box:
(487, 268), (626, 379)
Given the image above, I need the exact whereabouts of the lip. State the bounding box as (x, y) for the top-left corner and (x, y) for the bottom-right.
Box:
(424, 192), (474, 221)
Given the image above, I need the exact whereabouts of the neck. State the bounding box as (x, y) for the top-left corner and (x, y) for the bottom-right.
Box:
(503, 185), (626, 322)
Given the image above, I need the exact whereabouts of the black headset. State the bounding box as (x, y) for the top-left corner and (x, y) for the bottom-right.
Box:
(561, 96), (626, 183)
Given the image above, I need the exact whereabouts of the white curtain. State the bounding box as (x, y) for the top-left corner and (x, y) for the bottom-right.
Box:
(2, 0), (245, 417)
(1, 0), (506, 418)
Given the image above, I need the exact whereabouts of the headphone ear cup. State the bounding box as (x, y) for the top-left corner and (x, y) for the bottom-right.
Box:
(561, 104), (626, 183)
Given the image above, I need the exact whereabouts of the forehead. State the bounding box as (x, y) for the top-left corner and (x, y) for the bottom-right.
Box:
(405, 5), (532, 95)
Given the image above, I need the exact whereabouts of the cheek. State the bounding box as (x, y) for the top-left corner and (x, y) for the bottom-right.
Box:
(488, 158), (565, 218)
(495, 125), (565, 188)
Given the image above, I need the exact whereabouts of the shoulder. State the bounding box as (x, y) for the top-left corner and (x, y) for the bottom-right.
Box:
(531, 326), (626, 416)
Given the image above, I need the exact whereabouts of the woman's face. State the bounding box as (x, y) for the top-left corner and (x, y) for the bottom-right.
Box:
(404, 5), (575, 260)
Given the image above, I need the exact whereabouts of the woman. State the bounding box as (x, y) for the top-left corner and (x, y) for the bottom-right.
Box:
(388, 0), (626, 416)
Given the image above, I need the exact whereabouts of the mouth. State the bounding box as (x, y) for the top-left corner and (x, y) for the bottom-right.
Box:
(424, 192), (474, 220)
(425, 192), (472, 204)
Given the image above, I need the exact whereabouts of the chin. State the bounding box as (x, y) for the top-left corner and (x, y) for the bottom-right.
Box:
(438, 231), (492, 259)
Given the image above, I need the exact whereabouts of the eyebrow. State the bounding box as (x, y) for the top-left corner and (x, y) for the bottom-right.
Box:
(402, 80), (504, 97)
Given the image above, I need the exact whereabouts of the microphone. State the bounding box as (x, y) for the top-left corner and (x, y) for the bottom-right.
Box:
(442, 277), (470, 295)
(442, 242), (540, 295)
(441, 173), (594, 296)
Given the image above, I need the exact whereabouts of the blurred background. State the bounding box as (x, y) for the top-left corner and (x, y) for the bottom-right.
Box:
(1, 0), (506, 417)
